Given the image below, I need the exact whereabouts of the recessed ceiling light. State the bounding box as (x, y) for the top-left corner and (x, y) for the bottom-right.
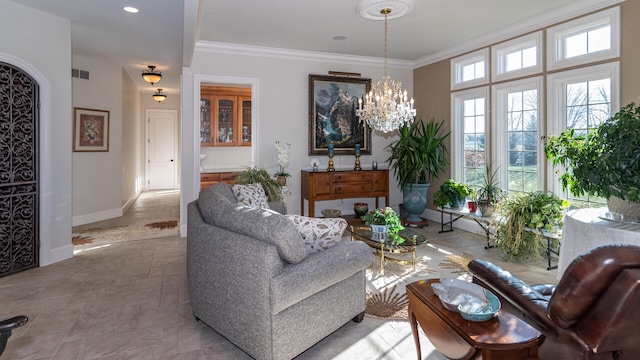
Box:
(123, 6), (139, 13)
(333, 36), (347, 41)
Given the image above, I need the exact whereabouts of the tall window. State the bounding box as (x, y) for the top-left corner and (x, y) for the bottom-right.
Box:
(494, 78), (543, 193)
(547, 62), (619, 206)
(452, 87), (489, 185)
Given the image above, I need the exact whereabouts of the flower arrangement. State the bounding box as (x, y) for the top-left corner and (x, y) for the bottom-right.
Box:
(274, 140), (291, 178)
(361, 207), (405, 236)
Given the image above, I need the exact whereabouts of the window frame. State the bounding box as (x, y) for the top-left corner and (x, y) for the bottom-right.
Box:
(451, 86), (490, 182)
(492, 76), (545, 193)
(451, 48), (489, 91)
(492, 31), (543, 82)
(546, 61), (620, 196)
(547, 6), (620, 71)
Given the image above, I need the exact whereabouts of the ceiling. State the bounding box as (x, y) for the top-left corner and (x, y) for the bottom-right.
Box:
(9, 0), (598, 96)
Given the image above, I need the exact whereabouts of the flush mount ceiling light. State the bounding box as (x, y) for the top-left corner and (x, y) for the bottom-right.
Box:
(152, 89), (167, 103)
(355, 0), (416, 133)
(142, 65), (162, 85)
(123, 6), (139, 13)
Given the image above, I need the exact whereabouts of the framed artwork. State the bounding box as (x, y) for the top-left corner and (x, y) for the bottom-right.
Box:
(73, 107), (110, 152)
(308, 74), (372, 155)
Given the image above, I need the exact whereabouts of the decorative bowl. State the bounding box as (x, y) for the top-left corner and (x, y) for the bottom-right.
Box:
(436, 279), (487, 312)
(354, 203), (369, 217)
(457, 289), (501, 322)
(321, 209), (341, 218)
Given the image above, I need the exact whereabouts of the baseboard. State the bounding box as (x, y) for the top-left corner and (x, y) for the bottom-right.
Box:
(122, 192), (141, 214)
(72, 207), (123, 227)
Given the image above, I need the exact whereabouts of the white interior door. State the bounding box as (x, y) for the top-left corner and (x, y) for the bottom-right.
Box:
(147, 109), (178, 190)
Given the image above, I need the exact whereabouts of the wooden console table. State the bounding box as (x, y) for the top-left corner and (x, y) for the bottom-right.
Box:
(300, 170), (388, 217)
(407, 279), (543, 360)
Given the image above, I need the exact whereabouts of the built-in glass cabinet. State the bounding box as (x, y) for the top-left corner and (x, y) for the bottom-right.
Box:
(200, 86), (251, 146)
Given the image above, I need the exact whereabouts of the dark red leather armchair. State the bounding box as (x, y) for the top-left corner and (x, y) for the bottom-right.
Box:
(468, 244), (640, 360)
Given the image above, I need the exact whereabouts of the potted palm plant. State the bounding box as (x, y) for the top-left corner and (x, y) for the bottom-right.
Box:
(386, 119), (450, 224)
(545, 102), (640, 217)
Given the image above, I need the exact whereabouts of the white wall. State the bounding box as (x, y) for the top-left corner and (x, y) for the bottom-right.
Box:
(180, 46), (413, 235)
(121, 70), (143, 208)
(0, 0), (73, 264)
(71, 55), (123, 226)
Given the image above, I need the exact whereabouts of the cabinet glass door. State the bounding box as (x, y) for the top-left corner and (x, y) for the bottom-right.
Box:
(200, 98), (212, 144)
(216, 98), (235, 145)
(240, 98), (251, 146)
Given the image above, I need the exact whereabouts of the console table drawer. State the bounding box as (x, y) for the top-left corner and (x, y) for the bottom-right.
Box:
(334, 183), (371, 195)
(333, 172), (372, 183)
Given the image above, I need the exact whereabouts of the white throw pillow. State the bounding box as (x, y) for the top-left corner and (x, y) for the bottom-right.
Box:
(232, 183), (270, 209)
(285, 214), (348, 253)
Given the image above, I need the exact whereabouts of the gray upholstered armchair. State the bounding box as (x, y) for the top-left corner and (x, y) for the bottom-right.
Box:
(187, 183), (372, 360)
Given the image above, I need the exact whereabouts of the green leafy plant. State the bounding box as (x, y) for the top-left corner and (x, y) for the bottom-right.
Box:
(476, 164), (505, 216)
(235, 167), (282, 202)
(361, 207), (405, 237)
(545, 102), (640, 203)
(433, 179), (471, 208)
(386, 119), (450, 188)
(494, 191), (569, 261)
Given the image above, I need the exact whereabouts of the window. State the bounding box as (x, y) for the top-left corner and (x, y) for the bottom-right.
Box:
(547, 7), (619, 70)
(547, 62), (619, 206)
(493, 77), (544, 193)
(492, 32), (543, 82)
(451, 48), (489, 90)
(451, 87), (489, 185)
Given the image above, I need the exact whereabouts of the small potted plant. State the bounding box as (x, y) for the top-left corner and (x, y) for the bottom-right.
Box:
(361, 207), (405, 237)
(273, 140), (291, 186)
(476, 164), (505, 216)
(433, 179), (471, 209)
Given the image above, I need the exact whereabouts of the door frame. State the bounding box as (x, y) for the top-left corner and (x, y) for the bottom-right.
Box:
(145, 108), (179, 191)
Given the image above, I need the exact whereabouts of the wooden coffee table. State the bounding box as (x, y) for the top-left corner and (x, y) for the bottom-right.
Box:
(406, 279), (543, 360)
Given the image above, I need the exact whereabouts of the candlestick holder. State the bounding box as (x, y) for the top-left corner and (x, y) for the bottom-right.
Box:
(327, 154), (335, 172)
(354, 154), (361, 171)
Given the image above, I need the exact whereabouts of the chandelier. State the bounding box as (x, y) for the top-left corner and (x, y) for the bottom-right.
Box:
(356, 6), (415, 133)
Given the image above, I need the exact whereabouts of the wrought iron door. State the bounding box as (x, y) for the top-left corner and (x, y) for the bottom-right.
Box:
(0, 62), (39, 277)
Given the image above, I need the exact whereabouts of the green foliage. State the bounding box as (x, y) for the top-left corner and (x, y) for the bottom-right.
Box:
(235, 167), (282, 202)
(361, 207), (405, 236)
(386, 119), (450, 188)
(545, 102), (640, 203)
(494, 191), (569, 261)
(476, 164), (505, 204)
(433, 179), (471, 208)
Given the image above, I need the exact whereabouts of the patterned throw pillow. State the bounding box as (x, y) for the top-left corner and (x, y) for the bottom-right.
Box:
(285, 215), (348, 253)
(232, 183), (270, 209)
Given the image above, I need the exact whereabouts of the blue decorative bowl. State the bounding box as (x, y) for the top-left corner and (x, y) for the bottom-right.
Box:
(457, 289), (501, 322)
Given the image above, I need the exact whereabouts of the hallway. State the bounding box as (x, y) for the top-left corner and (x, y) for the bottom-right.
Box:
(72, 190), (180, 247)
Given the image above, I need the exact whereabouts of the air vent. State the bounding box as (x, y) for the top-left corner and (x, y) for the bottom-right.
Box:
(71, 68), (89, 80)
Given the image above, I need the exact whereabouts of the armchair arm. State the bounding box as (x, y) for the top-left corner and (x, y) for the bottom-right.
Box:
(468, 259), (557, 333)
(270, 241), (371, 314)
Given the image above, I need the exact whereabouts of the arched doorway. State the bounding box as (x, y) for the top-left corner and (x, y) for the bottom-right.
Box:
(0, 61), (39, 277)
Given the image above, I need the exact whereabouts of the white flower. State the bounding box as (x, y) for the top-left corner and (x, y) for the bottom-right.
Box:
(275, 140), (291, 169)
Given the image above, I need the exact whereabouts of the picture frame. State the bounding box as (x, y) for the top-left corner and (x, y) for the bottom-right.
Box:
(73, 107), (110, 152)
(308, 74), (372, 155)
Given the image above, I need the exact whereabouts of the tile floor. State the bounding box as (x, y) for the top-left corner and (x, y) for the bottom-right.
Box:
(0, 191), (558, 359)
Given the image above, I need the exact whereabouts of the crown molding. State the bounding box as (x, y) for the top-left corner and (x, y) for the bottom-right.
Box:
(412, 0), (625, 68)
(195, 41), (414, 70)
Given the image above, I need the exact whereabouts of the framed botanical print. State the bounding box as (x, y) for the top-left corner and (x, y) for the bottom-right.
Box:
(308, 74), (371, 155)
(73, 107), (110, 152)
